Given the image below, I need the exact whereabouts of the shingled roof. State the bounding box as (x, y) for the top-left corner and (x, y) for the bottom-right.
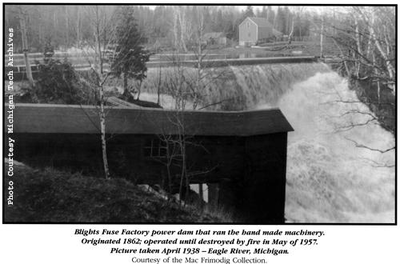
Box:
(10, 104), (293, 137)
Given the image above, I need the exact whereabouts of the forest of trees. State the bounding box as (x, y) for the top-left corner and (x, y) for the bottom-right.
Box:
(4, 5), (395, 189)
(4, 5), (316, 53)
(5, 5), (396, 104)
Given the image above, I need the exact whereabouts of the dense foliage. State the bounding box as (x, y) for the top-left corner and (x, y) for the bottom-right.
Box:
(4, 5), (313, 52)
(25, 58), (96, 104)
(111, 6), (150, 94)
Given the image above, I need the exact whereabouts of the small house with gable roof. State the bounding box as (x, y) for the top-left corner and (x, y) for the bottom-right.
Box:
(239, 17), (283, 46)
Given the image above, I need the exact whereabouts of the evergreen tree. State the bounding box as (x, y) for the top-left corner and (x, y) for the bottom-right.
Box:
(266, 6), (275, 27)
(111, 6), (150, 99)
(223, 8), (238, 40)
(260, 6), (267, 18)
(276, 7), (286, 34)
(244, 6), (255, 18)
(284, 7), (292, 35)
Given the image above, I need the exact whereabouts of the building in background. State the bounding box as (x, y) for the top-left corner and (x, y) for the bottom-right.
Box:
(203, 32), (227, 46)
(239, 17), (283, 46)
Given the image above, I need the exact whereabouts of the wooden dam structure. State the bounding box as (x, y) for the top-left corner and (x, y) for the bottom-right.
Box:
(5, 55), (318, 81)
(5, 103), (294, 223)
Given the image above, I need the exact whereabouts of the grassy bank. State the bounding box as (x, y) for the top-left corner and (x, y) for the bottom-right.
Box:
(3, 161), (222, 223)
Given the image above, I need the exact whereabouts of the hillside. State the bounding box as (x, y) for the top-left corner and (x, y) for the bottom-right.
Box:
(3, 161), (223, 223)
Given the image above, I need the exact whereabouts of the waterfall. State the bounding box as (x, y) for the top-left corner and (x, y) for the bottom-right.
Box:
(140, 63), (330, 110)
(228, 63), (331, 109)
(274, 71), (395, 223)
(140, 63), (395, 223)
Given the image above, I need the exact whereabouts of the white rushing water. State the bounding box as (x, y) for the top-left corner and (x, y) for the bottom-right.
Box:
(141, 63), (395, 223)
(258, 71), (395, 223)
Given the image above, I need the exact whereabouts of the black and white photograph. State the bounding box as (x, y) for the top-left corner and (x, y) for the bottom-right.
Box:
(1, 1), (398, 263)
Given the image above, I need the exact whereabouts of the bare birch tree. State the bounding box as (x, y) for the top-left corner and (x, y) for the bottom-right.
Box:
(353, 6), (395, 94)
(80, 5), (118, 179)
(17, 6), (35, 87)
(171, 6), (193, 53)
(326, 7), (395, 95)
(156, 7), (229, 205)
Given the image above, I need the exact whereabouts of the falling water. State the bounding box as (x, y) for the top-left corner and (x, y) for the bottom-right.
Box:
(140, 63), (330, 110)
(275, 72), (395, 223)
(141, 63), (395, 223)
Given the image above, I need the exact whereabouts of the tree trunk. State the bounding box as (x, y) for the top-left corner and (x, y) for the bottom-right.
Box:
(99, 85), (111, 179)
(357, 8), (395, 93)
(173, 9), (179, 51)
(288, 16), (295, 45)
(137, 80), (143, 101)
(299, 19), (302, 40)
(94, 6), (103, 74)
(95, 29), (103, 74)
(177, 8), (187, 52)
(65, 6), (70, 47)
(76, 6), (81, 45)
(123, 73), (128, 92)
(194, 12), (204, 110)
(366, 28), (373, 59)
(320, 17), (324, 58)
(373, 53), (381, 104)
(355, 18), (362, 78)
(332, 38), (350, 76)
(91, 5), (110, 179)
(157, 65), (162, 105)
(19, 9), (35, 87)
(38, 14), (43, 45)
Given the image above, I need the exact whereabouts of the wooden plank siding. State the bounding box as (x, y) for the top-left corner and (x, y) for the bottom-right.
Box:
(239, 18), (258, 46)
(239, 17), (277, 46)
(5, 104), (293, 223)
